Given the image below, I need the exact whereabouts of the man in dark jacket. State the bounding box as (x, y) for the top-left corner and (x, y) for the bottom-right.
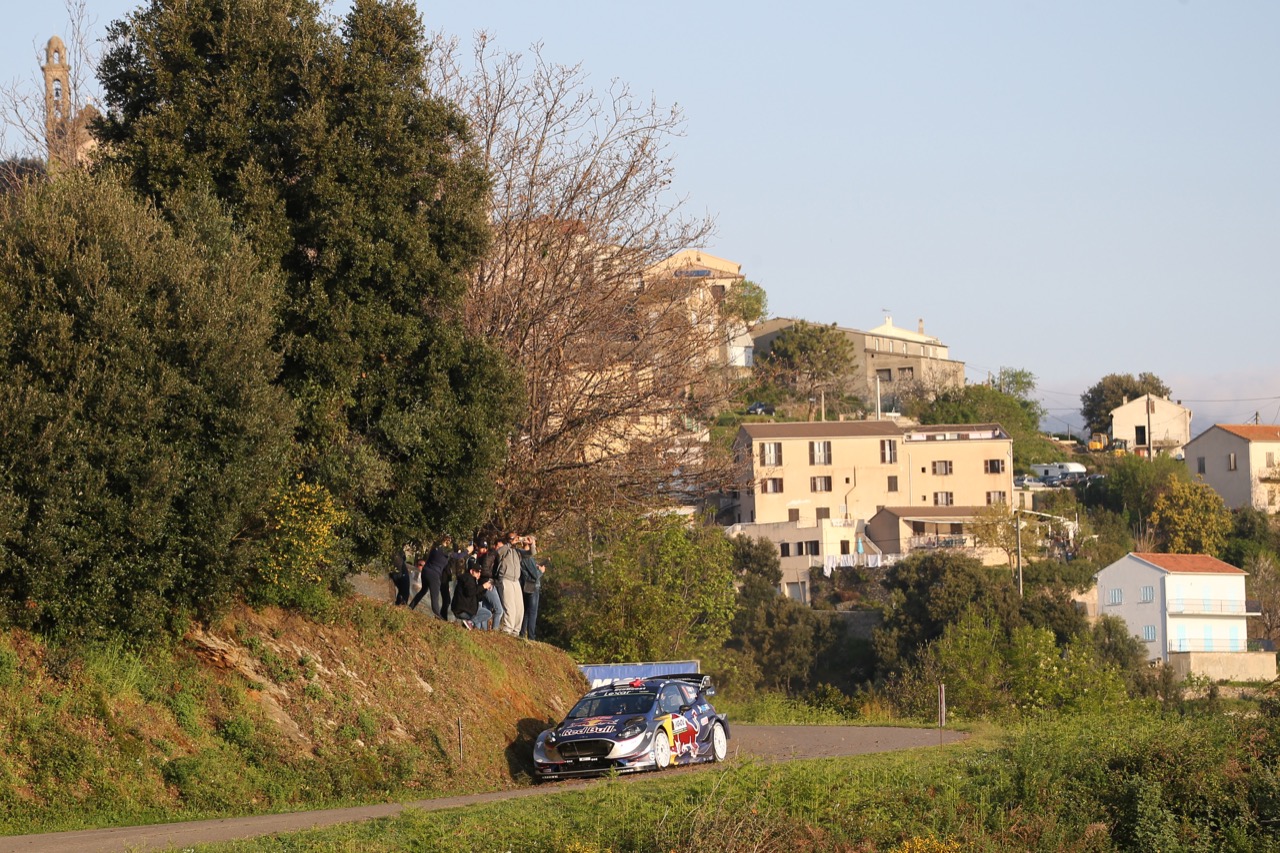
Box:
(451, 562), (493, 630)
(411, 536), (464, 618)
(475, 542), (503, 630)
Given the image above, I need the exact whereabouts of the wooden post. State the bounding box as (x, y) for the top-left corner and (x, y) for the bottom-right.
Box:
(457, 718), (464, 763)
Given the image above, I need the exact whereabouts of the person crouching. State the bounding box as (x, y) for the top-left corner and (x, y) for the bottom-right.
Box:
(451, 561), (493, 630)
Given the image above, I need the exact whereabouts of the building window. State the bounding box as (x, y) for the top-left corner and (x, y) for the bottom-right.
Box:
(984, 458), (1006, 474)
(760, 442), (782, 466)
(1229, 452), (1238, 471)
(1108, 588), (1123, 606)
(788, 508), (800, 522)
(840, 539), (850, 555)
(811, 476), (832, 493)
(779, 542), (790, 558)
(876, 368), (892, 382)
(887, 475), (899, 492)
(898, 367), (914, 381)
(1197, 456), (1206, 475)
(986, 491), (1007, 505)
(796, 540), (821, 556)
(1143, 625), (1157, 642)
(1140, 585), (1154, 603)
(933, 492), (954, 506)
(1269, 452), (1276, 467)
(816, 507), (831, 520)
(761, 478), (783, 493)
(880, 439), (897, 464)
(809, 441), (832, 465)
(932, 460), (953, 475)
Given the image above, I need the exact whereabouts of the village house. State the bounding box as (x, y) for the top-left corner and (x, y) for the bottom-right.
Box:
(1095, 552), (1274, 682)
(1184, 424), (1280, 513)
(724, 420), (1013, 602)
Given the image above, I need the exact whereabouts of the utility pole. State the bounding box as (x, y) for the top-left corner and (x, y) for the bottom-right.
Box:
(1015, 511), (1023, 597)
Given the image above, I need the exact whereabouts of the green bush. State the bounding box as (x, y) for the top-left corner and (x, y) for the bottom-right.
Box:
(0, 175), (293, 640)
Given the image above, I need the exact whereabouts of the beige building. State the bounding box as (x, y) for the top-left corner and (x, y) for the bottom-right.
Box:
(644, 249), (754, 368)
(726, 420), (1013, 600)
(1184, 424), (1280, 512)
(752, 315), (965, 407)
(1109, 394), (1193, 457)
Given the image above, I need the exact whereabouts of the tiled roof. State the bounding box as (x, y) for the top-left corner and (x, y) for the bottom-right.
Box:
(874, 506), (990, 520)
(739, 421), (902, 439)
(1215, 424), (1280, 442)
(1132, 553), (1245, 575)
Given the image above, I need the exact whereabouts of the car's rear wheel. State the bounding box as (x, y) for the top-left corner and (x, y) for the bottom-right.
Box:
(651, 730), (671, 770)
(710, 721), (728, 762)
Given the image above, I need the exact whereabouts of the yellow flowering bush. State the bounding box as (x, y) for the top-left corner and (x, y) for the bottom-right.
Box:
(253, 477), (345, 609)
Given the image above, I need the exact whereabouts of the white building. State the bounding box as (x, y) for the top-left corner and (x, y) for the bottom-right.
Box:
(1108, 394), (1193, 458)
(1184, 424), (1280, 513)
(1095, 552), (1273, 681)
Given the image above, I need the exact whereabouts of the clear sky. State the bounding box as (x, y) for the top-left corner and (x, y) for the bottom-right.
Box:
(6, 1), (1279, 435)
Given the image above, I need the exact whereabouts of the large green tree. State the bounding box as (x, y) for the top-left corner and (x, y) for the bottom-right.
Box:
(1080, 372), (1171, 436)
(0, 174), (293, 638)
(760, 322), (857, 419)
(917, 383), (1061, 471)
(550, 514), (738, 664)
(96, 0), (519, 560)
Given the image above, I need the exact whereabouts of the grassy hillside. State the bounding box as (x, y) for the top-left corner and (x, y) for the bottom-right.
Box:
(0, 597), (587, 834)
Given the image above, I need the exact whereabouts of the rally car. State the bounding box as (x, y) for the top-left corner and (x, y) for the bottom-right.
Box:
(533, 674), (729, 780)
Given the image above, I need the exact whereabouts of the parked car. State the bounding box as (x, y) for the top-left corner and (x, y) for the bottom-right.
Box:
(532, 675), (729, 780)
(745, 402), (775, 415)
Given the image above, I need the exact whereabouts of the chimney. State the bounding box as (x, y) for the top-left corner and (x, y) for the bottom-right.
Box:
(918, 318), (925, 334)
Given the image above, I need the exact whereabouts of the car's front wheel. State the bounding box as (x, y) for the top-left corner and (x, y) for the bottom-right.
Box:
(651, 730), (671, 770)
(710, 721), (728, 762)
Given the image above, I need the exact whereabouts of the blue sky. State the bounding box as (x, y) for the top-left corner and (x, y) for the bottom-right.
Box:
(6, 1), (1279, 434)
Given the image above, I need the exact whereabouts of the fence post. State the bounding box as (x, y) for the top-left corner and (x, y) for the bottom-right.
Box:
(458, 717), (464, 763)
(938, 683), (946, 730)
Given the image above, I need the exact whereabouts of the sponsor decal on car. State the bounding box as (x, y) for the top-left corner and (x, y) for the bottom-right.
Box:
(560, 716), (618, 736)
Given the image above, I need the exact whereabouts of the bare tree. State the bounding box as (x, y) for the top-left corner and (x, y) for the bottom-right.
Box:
(1247, 553), (1280, 648)
(427, 34), (737, 532)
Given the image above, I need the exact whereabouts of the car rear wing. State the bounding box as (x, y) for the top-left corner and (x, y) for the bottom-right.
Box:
(665, 673), (715, 694)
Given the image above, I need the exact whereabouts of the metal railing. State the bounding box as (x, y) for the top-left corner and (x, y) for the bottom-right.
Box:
(1166, 639), (1249, 653)
(908, 534), (974, 550)
(1167, 598), (1259, 615)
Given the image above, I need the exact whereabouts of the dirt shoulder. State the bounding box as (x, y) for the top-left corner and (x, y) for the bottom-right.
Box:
(0, 724), (966, 853)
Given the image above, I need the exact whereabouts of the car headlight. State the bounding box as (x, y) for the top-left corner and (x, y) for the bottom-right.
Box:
(617, 717), (647, 740)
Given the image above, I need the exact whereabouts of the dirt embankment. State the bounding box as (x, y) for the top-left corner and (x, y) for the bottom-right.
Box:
(0, 596), (588, 835)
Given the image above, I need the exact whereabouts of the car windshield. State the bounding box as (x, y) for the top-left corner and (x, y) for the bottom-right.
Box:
(568, 691), (656, 718)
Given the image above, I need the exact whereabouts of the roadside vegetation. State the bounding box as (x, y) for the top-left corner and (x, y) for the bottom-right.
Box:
(190, 694), (1280, 852)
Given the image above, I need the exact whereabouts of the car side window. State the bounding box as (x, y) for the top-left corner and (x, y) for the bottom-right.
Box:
(659, 685), (683, 714)
(678, 684), (698, 706)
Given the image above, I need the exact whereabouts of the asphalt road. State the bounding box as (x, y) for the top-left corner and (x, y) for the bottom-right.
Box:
(0, 725), (965, 853)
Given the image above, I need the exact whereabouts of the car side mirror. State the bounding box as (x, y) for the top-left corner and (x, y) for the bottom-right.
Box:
(679, 703), (692, 713)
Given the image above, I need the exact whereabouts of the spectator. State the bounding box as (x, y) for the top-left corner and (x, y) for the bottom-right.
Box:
(495, 533), (525, 636)
(475, 542), (503, 630)
(450, 561), (493, 630)
(410, 536), (457, 618)
(519, 547), (545, 641)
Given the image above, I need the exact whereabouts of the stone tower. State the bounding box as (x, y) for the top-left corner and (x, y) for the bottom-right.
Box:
(40, 36), (95, 167)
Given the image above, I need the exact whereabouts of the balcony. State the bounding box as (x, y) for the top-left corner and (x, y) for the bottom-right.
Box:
(1166, 598), (1261, 616)
(1258, 467), (1280, 484)
(908, 534), (974, 550)
(1166, 638), (1249, 653)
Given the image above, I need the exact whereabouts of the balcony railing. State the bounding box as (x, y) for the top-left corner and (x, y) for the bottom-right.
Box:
(908, 534), (974, 550)
(1166, 639), (1249, 653)
(1167, 598), (1261, 616)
